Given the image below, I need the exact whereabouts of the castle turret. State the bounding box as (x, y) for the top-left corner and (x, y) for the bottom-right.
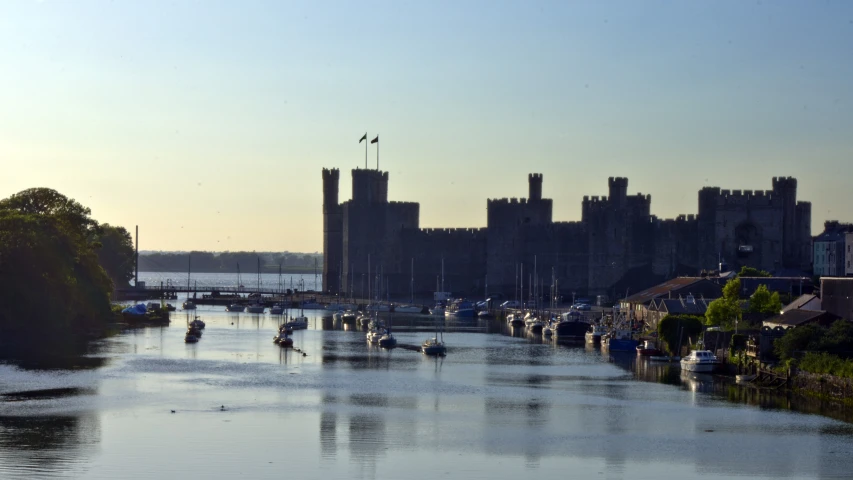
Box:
(608, 177), (628, 207)
(528, 173), (543, 201)
(352, 168), (388, 204)
(773, 176), (798, 268)
(322, 168), (343, 293)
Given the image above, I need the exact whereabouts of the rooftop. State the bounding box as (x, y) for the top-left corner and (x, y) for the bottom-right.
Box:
(624, 277), (709, 304)
(763, 309), (838, 327)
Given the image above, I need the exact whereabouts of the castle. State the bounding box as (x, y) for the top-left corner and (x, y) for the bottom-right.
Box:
(322, 167), (812, 299)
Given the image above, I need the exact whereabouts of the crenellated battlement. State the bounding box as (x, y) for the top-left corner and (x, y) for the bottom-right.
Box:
(488, 197), (529, 205)
(608, 177), (628, 188)
(714, 189), (774, 207)
(419, 227), (487, 236)
(772, 176), (797, 190)
(322, 167), (340, 180)
(389, 201), (418, 206)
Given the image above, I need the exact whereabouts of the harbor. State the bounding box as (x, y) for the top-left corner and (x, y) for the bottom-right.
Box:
(3, 305), (853, 480)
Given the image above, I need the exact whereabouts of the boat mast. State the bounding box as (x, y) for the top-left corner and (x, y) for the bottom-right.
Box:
(187, 254), (191, 294)
(441, 257), (445, 293)
(410, 257), (414, 304)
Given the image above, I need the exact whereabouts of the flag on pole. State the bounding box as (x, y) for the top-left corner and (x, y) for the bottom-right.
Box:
(359, 133), (367, 143)
(370, 135), (379, 144)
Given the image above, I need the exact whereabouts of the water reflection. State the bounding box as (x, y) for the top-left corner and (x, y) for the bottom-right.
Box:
(0, 414), (100, 479)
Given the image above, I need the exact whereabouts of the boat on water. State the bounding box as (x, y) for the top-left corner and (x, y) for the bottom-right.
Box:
(341, 311), (358, 324)
(274, 330), (294, 347)
(184, 333), (199, 343)
(394, 304), (423, 314)
(585, 324), (607, 345)
(246, 303), (265, 314)
(301, 300), (323, 310)
(367, 303), (391, 312)
(445, 299), (476, 318)
(525, 314), (545, 333)
(429, 304), (446, 315)
(680, 350), (720, 373)
(507, 314), (524, 327)
(602, 330), (639, 352)
(636, 339), (662, 356)
(552, 319), (589, 341)
(285, 317), (308, 330)
(542, 321), (553, 337)
(182, 300), (196, 310)
(226, 304), (244, 313)
(270, 304), (285, 315)
(190, 317), (205, 330)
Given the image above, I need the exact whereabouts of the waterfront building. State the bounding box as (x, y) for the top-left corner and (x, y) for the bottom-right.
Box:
(813, 221), (853, 276)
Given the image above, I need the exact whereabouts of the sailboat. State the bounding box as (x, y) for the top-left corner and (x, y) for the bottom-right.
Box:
(182, 255), (197, 310)
(246, 257), (266, 314)
(227, 262), (245, 312)
(285, 279), (308, 329)
(395, 258), (423, 313)
(422, 318), (446, 355)
(377, 312), (397, 348)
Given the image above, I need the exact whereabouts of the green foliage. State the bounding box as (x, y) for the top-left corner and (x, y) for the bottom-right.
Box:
(774, 320), (853, 361)
(730, 333), (747, 353)
(738, 266), (771, 277)
(748, 285), (782, 316)
(0, 189), (114, 336)
(657, 314), (705, 355)
(705, 278), (742, 329)
(96, 224), (135, 287)
(798, 352), (853, 379)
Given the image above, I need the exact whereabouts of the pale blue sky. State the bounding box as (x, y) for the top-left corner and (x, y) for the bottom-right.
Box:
(1, 1), (851, 251)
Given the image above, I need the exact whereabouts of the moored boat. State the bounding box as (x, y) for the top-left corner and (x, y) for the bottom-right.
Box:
(602, 330), (639, 352)
(394, 304), (424, 314)
(270, 304), (285, 315)
(226, 304), (244, 313)
(246, 303), (265, 314)
(445, 299), (475, 318)
(636, 340), (662, 356)
(585, 324), (607, 345)
(680, 350), (720, 373)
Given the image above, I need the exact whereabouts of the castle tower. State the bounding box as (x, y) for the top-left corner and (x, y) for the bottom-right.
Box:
(528, 173), (543, 201)
(608, 177), (628, 207)
(322, 168), (343, 293)
(352, 168), (388, 204)
(773, 177), (798, 268)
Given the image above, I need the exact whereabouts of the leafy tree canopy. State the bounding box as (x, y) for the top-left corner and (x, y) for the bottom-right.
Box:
(738, 266), (771, 277)
(657, 314), (705, 355)
(705, 278), (742, 329)
(748, 284), (782, 316)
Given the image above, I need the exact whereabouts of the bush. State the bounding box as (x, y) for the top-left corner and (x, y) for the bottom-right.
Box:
(657, 314), (705, 355)
(798, 352), (853, 379)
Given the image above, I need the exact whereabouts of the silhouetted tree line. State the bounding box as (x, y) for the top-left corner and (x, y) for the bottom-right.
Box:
(139, 251), (323, 273)
(0, 188), (134, 337)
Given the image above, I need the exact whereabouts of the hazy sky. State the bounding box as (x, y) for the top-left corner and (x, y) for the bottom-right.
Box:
(2, 1), (852, 252)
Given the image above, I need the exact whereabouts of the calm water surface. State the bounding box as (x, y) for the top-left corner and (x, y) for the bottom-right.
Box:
(2, 305), (853, 480)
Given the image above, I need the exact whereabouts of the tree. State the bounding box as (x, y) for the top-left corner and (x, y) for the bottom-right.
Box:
(0, 189), (113, 337)
(705, 278), (742, 329)
(738, 266), (771, 277)
(96, 224), (135, 288)
(658, 314), (705, 355)
(748, 284), (783, 316)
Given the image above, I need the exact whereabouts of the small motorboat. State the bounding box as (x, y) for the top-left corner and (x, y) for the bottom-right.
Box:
(429, 304), (446, 316)
(636, 340), (662, 356)
(543, 322), (553, 337)
(270, 304), (285, 315)
(184, 333), (199, 343)
(507, 314), (524, 327)
(422, 337), (446, 355)
(341, 311), (358, 324)
(680, 350), (720, 373)
(182, 301), (196, 310)
(226, 304), (244, 313)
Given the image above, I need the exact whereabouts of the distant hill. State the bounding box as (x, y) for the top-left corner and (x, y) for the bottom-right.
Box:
(138, 251), (322, 274)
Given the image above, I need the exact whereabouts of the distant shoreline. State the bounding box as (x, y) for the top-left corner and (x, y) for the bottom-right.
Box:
(138, 267), (319, 274)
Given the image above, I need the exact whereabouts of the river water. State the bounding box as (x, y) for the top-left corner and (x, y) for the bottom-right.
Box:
(2, 305), (853, 479)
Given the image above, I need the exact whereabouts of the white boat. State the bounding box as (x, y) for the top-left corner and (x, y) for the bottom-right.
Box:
(394, 304), (423, 314)
(226, 304), (244, 313)
(377, 314), (397, 348)
(429, 304), (446, 316)
(507, 314), (524, 327)
(680, 350), (720, 373)
(585, 324), (607, 345)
